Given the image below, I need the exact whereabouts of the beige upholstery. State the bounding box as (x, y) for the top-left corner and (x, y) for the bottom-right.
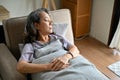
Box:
(3, 16), (27, 60)
(0, 43), (26, 80)
(0, 9), (74, 80)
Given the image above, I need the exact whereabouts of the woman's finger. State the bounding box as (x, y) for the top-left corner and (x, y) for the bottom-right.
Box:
(52, 60), (64, 71)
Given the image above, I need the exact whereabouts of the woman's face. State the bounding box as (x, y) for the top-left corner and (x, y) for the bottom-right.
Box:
(35, 11), (53, 35)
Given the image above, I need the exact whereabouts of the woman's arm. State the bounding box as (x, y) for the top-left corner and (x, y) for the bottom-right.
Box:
(68, 45), (80, 58)
(17, 60), (51, 73)
(17, 43), (53, 73)
(17, 60), (69, 73)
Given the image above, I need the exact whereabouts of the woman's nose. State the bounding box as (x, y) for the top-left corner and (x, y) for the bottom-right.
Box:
(49, 20), (53, 25)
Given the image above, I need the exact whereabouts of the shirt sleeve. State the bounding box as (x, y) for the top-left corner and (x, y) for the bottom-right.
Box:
(19, 43), (34, 62)
(58, 36), (73, 50)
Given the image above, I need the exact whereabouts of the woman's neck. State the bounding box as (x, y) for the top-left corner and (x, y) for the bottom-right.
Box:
(39, 35), (50, 43)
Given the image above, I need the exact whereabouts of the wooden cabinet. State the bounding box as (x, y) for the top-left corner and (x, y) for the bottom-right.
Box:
(61, 0), (92, 38)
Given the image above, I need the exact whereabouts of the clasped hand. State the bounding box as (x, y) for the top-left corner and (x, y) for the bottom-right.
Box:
(49, 54), (70, 71)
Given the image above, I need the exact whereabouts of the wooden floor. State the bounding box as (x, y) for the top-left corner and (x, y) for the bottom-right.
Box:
(74, 36), (120, 80)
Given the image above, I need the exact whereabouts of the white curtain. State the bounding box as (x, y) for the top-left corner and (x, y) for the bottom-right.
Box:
(109, 18), (120, 51)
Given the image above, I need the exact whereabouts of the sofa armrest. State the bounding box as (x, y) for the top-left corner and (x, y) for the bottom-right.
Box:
(0, 43), (27, 80)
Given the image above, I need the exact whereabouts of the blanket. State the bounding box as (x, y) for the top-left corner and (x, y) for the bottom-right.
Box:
(32, 39), (109, 80)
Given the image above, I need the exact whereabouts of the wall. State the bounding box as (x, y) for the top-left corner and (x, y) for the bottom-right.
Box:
(0, 0), (60, 18)
(90, 0), (114, 44)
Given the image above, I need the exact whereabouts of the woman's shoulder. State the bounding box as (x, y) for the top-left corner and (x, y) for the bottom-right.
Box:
(23, 43), (33, 49)
(50, 34), (64, 40)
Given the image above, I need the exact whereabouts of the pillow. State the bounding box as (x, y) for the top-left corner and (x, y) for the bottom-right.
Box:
(52, 23), (68, 37)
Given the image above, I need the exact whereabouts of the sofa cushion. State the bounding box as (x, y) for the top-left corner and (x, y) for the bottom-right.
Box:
(0, 43), (26, 80)
(3, 17), (27, 60)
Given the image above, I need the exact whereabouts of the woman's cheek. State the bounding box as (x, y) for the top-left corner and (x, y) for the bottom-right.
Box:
(50, 28), (53, 33)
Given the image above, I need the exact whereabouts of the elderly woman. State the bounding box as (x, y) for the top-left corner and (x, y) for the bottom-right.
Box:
(17, 8), (109, 80)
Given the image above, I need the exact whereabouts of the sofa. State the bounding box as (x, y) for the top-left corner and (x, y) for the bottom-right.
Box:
(0, 9), (74, 80)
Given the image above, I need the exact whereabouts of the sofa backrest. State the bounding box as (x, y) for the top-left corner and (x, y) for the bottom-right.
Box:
(2, 9), (74, 60)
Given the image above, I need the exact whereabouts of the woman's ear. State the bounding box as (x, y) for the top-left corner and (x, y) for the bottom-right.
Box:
(34, 23), (39, 30)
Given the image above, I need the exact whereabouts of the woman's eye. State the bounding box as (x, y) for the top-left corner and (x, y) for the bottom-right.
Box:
(44, 18), (49, 21)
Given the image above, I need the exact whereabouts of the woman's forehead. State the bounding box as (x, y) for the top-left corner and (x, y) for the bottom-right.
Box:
(40, 11), (50, 18)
